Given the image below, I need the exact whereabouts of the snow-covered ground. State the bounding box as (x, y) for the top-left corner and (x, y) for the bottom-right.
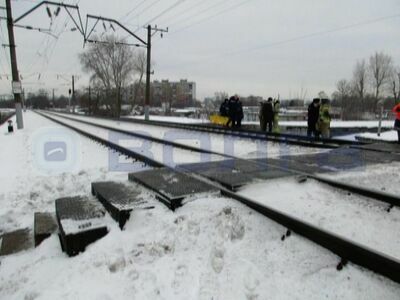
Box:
(356, 130), (399, 142)
(239, 176), (400, 259)
(325, 163), (400, 195)
(0, 111), (129, 234)
(1, 111), (400, 299)
(49, 111), (324, 159)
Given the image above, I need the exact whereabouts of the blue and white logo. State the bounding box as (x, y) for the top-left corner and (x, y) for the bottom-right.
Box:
(32, 127), (80, 173)
(44, 141), (67, 161)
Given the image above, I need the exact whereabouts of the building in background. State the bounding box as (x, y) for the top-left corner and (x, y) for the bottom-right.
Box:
(153, 79), (196, 108)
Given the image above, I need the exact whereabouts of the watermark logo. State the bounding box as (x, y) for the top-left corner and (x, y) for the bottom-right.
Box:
(32, 127), (80, 173)
(108, 131), (154, 172)
(44, 141), (67, 161)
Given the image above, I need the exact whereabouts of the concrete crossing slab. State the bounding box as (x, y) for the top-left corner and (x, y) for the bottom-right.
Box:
(0, 228), (33, 256)
(34, 212), (58, 247)
(55, 196), (108, 256)
(91, 181), (149, 229)
(129, 168), (217, 210)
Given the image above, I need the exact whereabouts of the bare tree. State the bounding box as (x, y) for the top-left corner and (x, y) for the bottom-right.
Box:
(214, 91), (229, 102)
(368, 51), (394, 104)
(332, 79), (354, 119)
(390, 67), (400, 103)
(352, 59), (368, 100)
(79, 35), (137, 117)
(335, 79), (353, 99)
(129, 50), (147, 112)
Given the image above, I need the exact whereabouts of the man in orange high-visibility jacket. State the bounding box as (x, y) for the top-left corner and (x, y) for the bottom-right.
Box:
(393, 103), (400, 143)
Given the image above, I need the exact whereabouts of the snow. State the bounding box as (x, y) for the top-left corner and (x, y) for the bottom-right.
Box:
(356, 130), (399, 142)
(43, 112), (225, 166)
(0, 111), (399, 299)
(238, 177), (400, 259)
(325, 162), (400, 195)
(49, 111), (324, 159)
(0, 111), (129, 234)
(2, 194), (400, 299)
(61, 217), (107, 236)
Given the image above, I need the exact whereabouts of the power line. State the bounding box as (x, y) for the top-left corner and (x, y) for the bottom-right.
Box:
(167, 0), (234, 28)
(130, 0), (161, 21)
(0, 22), (11, 72)
(140, 0), (186, 26)
(224, 13), (400, 57)
(163, 12), (400, 70)
(119, 0), (148, 23)
(156, 0), (213, 24)
(170, 0), (255, 35)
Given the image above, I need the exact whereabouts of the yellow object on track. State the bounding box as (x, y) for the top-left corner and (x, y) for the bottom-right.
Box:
(210, 114), (229, 126)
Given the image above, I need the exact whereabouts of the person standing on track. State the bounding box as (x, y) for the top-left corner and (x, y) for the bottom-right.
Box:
(235, 96), (244, 128)
(219, 98), (229, 117)
(259, 97), (274, 132)
(318, 98), (332, 139)
(307, 98), (320, 138)
(393, 102), (400, 143)
(226, 96), (236, 127)
(272, 98), (280, 133)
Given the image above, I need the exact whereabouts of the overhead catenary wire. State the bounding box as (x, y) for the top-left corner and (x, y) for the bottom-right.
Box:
(170, 0), (255, 35)
(155, 0), (214, 25)
(16, 0), (81, 88)
(166, 0), (235, 28)
(119, 0), (148, 23)
(218, 12), (400, 58)
(159, 11), (400, 69)
(130, 0), (162, 22)
(139, 0), (186, 27)
(0, 22), (11, 75)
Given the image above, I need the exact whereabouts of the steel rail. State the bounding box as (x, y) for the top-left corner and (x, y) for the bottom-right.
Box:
(47, 110), (355, 149)
(37, 110), (400, 284)
(37, 111), (164, 168)
(44, 110), (400, 210)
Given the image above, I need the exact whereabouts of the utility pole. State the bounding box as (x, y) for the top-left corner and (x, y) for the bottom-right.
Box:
(88, 85), (91, 115)
(144, 25), (151, 121)
(72, 75), (75, 113)
(144, 25), (168, 121)
(5, 0), (23, 129)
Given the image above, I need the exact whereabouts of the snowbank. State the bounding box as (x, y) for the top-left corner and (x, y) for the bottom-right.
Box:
(356, 130), (398, 142)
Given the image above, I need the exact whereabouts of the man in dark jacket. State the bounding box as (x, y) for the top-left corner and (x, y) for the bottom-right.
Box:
(219, 99), (229, 117)
(307, 98), (320, 137)
(260, 97), (274, 132)
(226, 96), (236, 127)
(234, 96), (244, 128)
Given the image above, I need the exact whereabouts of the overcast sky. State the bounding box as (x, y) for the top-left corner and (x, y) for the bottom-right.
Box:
(0, 0), (399, 100)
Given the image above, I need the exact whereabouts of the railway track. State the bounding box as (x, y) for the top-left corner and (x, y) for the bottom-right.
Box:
(49, 110), (369, 149)
(43, 110), (400, 210)
(36, 110), (400, 284)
